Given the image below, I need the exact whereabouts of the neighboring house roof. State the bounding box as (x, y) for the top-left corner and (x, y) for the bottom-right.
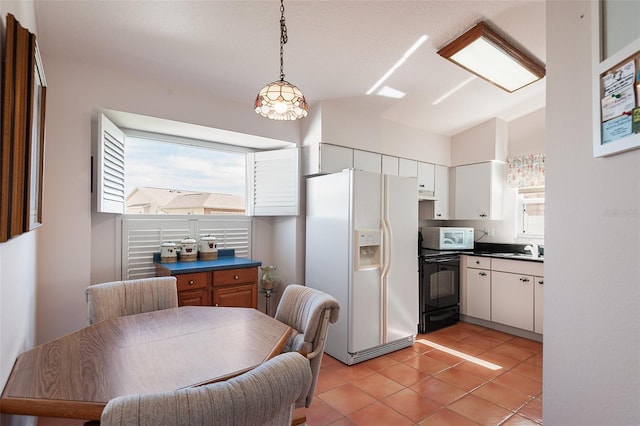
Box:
(126, 187), (199, 206)
(126, 187), (244, 212)
(162, 192), (244, 211)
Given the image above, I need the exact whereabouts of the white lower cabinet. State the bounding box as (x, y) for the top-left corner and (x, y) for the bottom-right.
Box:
(491, 271), (534, 331)
(534, 276), (544, 334)
(462, 256), (544, 334)
(463, 256), (491, 321)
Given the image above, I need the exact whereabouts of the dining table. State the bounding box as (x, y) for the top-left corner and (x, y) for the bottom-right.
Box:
(0, 306), (292, 421)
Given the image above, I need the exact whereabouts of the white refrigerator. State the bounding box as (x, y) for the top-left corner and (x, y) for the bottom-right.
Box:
(305, 169), (418, 365)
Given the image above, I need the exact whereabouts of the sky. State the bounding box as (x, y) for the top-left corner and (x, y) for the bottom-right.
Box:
(125, 136), (246, 198)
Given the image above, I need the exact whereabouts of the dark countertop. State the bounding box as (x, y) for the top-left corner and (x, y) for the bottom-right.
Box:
(154, 249), (262, 274)
(421, 242), (544, 262)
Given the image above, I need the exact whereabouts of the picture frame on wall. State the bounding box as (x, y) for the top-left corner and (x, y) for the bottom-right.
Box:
(0, 13), (47, 242)
(27, 42), (47, 231)
(591, 1), (640, 157)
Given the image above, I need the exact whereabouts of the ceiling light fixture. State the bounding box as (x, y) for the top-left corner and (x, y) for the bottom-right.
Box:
(437, 21), (545, 93)
(254, 0), (308, 120)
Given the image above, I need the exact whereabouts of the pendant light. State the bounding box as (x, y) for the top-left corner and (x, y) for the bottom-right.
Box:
(254, 0), (308, 120)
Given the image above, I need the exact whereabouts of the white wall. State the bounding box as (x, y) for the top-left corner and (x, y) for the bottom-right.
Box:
(545, 2), (640, 424)
(36, 54), (303, 344)
(306, 100), (451, 166)
(451, 118), (508, 166)
(0, 2), (39, 425)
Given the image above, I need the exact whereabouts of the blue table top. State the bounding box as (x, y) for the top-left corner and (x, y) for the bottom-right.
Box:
(154, 249), (262, 274)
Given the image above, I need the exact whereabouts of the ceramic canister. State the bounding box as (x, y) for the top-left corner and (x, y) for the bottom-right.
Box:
(180, 237), (198, 260)
(199, 235), (218, 260)
(160, 241), (178, 262)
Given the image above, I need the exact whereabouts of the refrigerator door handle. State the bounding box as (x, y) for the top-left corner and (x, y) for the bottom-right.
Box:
(380, 175), (392, 343)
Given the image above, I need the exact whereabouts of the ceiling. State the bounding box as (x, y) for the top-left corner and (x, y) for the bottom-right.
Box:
(34, 0), (546, 137)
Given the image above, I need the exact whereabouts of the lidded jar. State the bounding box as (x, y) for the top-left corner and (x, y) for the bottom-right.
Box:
(160, 241), (178, 263)
(199, 235), (218, 260)
(179, 237), (198, 261)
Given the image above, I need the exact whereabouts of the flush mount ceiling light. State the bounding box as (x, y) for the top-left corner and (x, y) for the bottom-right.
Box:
(437, 21), (545, 93)
(254, 0), (308, 120)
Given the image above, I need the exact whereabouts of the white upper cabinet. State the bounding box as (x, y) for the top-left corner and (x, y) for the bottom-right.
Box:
(454, 161), (504, 220)
(433, 165), (449, 219)
(353, 149), (382, 173)
(303, 143), (353, 176)
(382, 155), (399, 176)
(417, 162), (435, 199)
(398, 158), (418, 177)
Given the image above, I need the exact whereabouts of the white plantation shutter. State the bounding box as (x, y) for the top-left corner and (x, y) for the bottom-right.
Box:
(247, 148), (299, 216)
(97, 114), (126, 213)
(195, 218), (252, 258)
(121, 217), (252, 279)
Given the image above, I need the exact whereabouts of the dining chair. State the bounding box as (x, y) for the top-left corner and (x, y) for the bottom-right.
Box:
(274, 284), (340, 408)
(85, 277), (178, 324)
(100, 352), (312, 426)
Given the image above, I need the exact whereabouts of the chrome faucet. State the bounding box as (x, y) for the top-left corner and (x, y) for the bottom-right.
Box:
(524, 243), (539, 258)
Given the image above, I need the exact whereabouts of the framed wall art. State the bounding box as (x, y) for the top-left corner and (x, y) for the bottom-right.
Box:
(0, 13), (47, 242)
(592, 1), (640, 157)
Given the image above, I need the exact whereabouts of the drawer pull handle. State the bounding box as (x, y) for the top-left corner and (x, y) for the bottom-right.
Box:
(188, 280), (195, 285)
(520, 277), (530, 283)
(234, 275), (239, 280)
(479, 272), (487, 276)
(475, 260), (480, 264)
(538, 280), (544, 285)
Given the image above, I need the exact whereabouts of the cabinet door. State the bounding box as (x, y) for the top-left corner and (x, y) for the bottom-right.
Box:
(398, 158), (418, 177)
(454, 162), (503, 220)
(466, 268), (491, 321)
(434, 165), (449, 219)
(178, 289), (212, 306)
(382, 155), (399, 175)
(213, 284), (257, 308)
(534, 276), (544, 334)
(353, 150), (382, 173)
(417, 162), (435, 196)
(320, 144), (353, 174)
(491, 271), (534, 331)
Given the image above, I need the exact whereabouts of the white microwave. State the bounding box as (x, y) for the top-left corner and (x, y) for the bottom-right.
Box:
(421, 227), (474, 250)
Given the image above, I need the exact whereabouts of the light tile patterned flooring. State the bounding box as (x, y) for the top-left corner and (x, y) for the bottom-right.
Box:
(296, 321), (542, 425)
(38, 321), (542, 426)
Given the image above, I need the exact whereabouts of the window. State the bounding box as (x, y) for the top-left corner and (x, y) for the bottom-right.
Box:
(96, 112), (299, 279)
(97, 113), (299, 217)
(124, 134), (247, 215)
(517, 190), (545, 237)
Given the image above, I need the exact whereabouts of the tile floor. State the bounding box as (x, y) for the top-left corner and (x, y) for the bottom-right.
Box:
(37, 321), (542, 426)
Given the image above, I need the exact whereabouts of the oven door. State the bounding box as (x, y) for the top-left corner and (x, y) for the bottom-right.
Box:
(420, 256), (459, 312)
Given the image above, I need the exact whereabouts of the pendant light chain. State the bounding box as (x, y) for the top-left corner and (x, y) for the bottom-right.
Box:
(279, 0), (287, 81)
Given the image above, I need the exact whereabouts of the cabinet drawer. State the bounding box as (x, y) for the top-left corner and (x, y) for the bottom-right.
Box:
(466, 256), (491, 269)
(213, 267), (258, 287)
(175, 272), (210, 291)
(492, 258), (543, 276)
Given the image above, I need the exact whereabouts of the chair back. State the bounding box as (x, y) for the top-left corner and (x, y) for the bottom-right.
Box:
(100, 352), (312, 426)
(274, 284), (340, 408)
(86, 277), (178, 324)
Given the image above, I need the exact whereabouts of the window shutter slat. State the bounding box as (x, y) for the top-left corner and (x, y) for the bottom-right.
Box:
(97, 114), (126, 213)
(248, 148), (299, 216)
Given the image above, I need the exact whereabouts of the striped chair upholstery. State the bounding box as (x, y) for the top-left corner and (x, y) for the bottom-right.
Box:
(274, 284), (340, 408)
(86, 277), (178, 324)
(100, 352), (312, 426)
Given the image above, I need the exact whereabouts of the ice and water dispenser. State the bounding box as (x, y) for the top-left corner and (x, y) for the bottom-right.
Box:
(355, 230), (381, 270)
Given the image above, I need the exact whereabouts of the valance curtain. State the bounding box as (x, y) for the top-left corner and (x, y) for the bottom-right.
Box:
(507, 154), (545, 188)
